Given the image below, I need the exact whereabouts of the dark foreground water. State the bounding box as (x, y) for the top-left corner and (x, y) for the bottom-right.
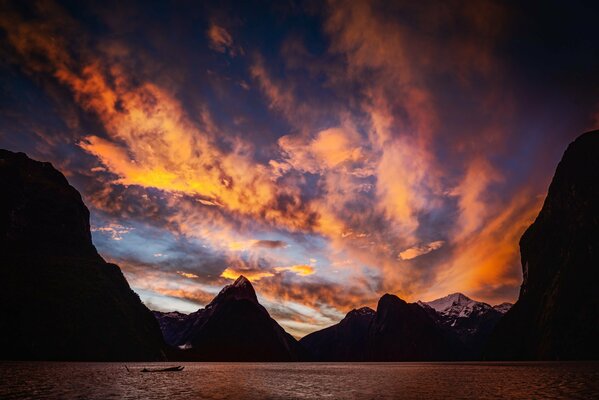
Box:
(1, 362), (599, 399)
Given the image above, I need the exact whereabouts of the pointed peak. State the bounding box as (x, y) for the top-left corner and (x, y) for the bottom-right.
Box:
(209, 275), (258, 307)
(233, 275), (251, 287)
(424, 292), (478, 314)
(446, 292), (472, 301)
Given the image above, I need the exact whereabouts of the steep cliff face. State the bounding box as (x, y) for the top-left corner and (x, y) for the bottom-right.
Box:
(0, 150), (99, 259)
(0, 150), (165, 361)
(300, 307), (375, 361)
(154, 276), (307, 361)
(486, 130), (599, 360)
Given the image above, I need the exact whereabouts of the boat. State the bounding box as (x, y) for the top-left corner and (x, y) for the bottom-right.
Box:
(140, 366), (184, 372)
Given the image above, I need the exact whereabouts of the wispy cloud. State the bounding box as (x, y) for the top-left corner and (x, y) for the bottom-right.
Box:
(207, 23), (243, 56)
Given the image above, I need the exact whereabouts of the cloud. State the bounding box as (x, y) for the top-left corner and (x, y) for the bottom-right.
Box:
(277, 124), (367, 174)
(399, 240), (445, 261)
(220, 267), (274, 282)
(118, 260), (218, 307)
(177, 271), (199, 279)
(3, 0), (588, 329)
(274, 265), (315, 276)
(207, 24), (242, 56)
(252, 240), (288, 249)
(91, 223), (133, 240)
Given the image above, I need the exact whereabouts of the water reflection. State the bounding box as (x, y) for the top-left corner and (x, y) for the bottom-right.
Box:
(1, 362), (598, 399)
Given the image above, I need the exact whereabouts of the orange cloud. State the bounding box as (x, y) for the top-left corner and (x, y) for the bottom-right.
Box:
(177, 271), (199, 279)
(451, 158), (503, 241)
(1, 0), (544, 319)
(424, 189), (543, 304)
(220, 267), (274, 282)
(207, 24), (232, 52)
(274, 265), (315, 276)
(399, 241), (445, 261)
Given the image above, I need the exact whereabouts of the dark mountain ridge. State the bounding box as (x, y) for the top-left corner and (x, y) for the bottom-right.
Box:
(0, 149), (165, 361)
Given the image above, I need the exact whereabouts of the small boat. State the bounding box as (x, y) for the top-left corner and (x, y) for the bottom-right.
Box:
(140, 366), (184, 372)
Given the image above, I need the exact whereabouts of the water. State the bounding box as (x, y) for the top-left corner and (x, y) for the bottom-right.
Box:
(1, 362), (598, 399)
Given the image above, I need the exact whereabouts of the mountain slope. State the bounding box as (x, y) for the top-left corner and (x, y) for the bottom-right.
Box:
(486, 130), (599, 360)
(300, 307), (375, 361)
(154, 276), (307, 361)
(0, 149), (165, 361)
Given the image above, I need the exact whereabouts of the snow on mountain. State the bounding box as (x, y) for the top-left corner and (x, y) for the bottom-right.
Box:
(492, 302), (513, 314)
(416, 293), (507, 358)
(424, 293), (493, 319)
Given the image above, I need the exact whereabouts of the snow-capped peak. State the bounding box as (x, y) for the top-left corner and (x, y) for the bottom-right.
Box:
(422, 293), (492, 319)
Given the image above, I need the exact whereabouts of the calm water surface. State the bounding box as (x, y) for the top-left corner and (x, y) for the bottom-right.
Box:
(1, 362), (598, 399)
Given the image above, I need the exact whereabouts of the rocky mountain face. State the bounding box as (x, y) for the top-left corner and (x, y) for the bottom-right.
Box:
(420, 293), (510, 358)
(486, 130), (599, 360)
(153, 276), (307, 361)
(300, 307), (375, 361)
(0, 149), (165, 361)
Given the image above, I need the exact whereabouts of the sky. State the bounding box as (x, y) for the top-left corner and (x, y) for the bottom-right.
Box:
(1, 0), (598, 337)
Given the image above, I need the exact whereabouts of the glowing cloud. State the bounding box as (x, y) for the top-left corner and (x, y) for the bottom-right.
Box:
(177, 271), (200, 279)
(399, 241), (445, 261)
(274, 265), (316, 276)
(220, 267), (275, 282)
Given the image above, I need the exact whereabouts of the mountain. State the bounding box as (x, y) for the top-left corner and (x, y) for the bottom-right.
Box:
(420, 293), (510, 358)
(367, 294), (463, 361)
(300, 307), (375, 361)
(493, 303), (513, 314)
(153, 276), (307, 361)
(0, 149), (165, 361)
(301, 293), (464, 361)
(486, 130), (599, 360)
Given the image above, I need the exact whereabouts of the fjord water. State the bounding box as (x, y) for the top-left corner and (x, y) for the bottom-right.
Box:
(1, 362), (598, 399)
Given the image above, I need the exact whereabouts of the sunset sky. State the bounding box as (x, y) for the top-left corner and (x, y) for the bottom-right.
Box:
(1, 1), (598, 337)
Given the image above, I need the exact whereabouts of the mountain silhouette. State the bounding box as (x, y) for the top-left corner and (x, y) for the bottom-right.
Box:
(300, 307), (375, 361)
(486, 130), (599, 360)
(154, 275), (307, 361)
(302, 294), (465, 361)
(0, 149), (165, 361)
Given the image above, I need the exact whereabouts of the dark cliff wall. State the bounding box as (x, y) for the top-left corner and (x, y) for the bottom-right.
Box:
(486, 131), (599, 360)
(0, 150), (165, 361)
